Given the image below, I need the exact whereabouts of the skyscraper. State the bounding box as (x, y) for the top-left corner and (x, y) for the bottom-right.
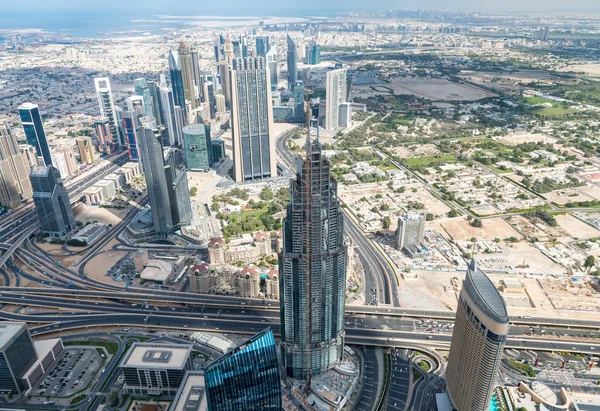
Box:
(280, 130), (346, 381)
(182, 124), (210, 171)
(325, 69), (347, 131)
(224, 34), (234, 64)
(286, 34), (297, 89)
(255, 36), (269, 58)
(76, 136), (95, 164)
(307, 43), (321, 65)
(179, 40), (197, 110)
(191, 47), (202, 100)
(55, 146), (78, 176)
(18, 103), (51, 167)
(0, 322), (38, 393)
(164, 149), (193, 227)
(169, 49), (186, 118)
(121, 111), (141, 160)
(266, 45), (278, 91)
(204, 328), (281, 410)
(94, 119), (112, 153)
(446, 259), (509, 411)
(159, 74), (181, 147)
(134, 78), (154, 119)
(230, 57), (276, 182)
(94, 77), (122, 148)
(30, 165), (76, 238)
(0, 123), (33, 208)
(396, 212), (425, 251)
(137, 117), (174, 238)
(293, 81), (306, 123)
(218, 62), (232, 111)
(149, 81), (163, 125)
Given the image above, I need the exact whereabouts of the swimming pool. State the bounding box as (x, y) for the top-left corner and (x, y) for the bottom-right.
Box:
(489, 394), (500, 411)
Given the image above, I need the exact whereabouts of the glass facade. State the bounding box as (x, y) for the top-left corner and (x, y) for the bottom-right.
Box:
(182, 124), (210, 171)
(30, 166), (76, 238)
(19, 103), (52, 167)
(205, 328), (281, 411)
(286, 34), (297, 87)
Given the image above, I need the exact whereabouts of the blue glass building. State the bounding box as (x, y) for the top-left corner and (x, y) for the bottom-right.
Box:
(204, 328), (281, 411)
(18, 103), (52, 166)
(169, 49), (186, 118)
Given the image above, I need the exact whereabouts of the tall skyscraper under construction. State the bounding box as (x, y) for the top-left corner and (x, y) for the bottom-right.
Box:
(279, 126), (346, 381)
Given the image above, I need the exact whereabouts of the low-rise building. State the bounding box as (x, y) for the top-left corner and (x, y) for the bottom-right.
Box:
(169, 371), (207, 411)
(72, 223), (108, 245)
(104, 173), (124, 190)
(82, 186), (104, 204)
(208, 233), (273, 265)
(133, 250), (149, 272)
(94, 179), (116, 200)
(140, 260), (174, 284)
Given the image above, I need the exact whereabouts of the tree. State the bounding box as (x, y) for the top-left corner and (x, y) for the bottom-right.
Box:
(382, 216), (391, 229)
(584, 255), (596, 272)
(447, 209), (459, 218)
(259, 187), (274, 201)
(426, 213), (434, 221)
(189, 187), (198, 197)
(471, 218), (483, 228)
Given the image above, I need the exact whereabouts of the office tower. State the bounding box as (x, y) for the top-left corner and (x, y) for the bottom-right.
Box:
(298, 42), (306, 61)
(232, 38), (241, 58)
(0, 123), (33, 208)
(255, 36), (269, 58)
(76, 136), (95, 164)
(51, 152), (69, 179)
(179, 40), (197, 110)
(120, 343), (193, 395)
(137, 117), (174, 238)
(30, 165), (76, 238)
(338, 102), (352, 128)
(218, 62), (231, 110)
(134, 78), (154, 118)
(396, 212), (425, 251)
(280, 131), (346, 381)
(204, 121), (214, 166)
(174, 106), (185, 146)
(325, 69), (347, 131)
(125, 96), (144, 112)
(307, 43), (321, 65)
(286, 34), (297, 88)
(230, 57), (276, 182)
(216, 94), (226, 114)
(204, 328), (281, 410)
(94, 119), (112, 153)
(18, 102), (51, 166)
(446, 259), (509, 411)
(224, 34), (234, 64)
(182, 124), (210, 171)
(55, 146), (78, 175)
(93, 77), (122, 148)
(191, 48), (202, 99)
(293, 81), (306, 123)
(159, 74), (180, 147)
(121, 111), (141, 160)
(240, 35), (248, 58)
(214, 35), (225, 63)
(266, 45), (278, 91)
(169, 49), (186, 117)
(0, 322), (38, 393)
(149, 81), (163, 125)
(20, 144), (38, 168)
(164, 149), (193, 227)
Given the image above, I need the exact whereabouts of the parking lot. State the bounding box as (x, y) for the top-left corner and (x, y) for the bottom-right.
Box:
(32, 348), (101, 398)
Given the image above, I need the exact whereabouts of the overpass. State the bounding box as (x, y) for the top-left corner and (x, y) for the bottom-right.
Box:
(0, 224), (39, 267)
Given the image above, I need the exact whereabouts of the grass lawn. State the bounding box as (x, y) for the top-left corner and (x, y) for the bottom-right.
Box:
(534, 107), (577, 116)
(404, 153), (457, 168)
(240, 208), (267, 220)
(486, 164), (513, 174)
(522, 96), (553, 104)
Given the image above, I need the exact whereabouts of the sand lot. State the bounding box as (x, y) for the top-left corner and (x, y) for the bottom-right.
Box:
(555, 214), (600, 240)
(439, 217), (521, 241)
(546, 185), (600, 204)
(498, 133), (557, 146)
(73, 204), (128, 226)
(85, 250), (127, 285)
(388, 144), (440, 158)
(397, 271), (461, 310)
(387, 77), (496, 101)
(558, 64), (600, 77)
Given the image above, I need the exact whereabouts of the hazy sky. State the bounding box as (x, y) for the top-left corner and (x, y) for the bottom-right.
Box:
(6, 0), (600, 13)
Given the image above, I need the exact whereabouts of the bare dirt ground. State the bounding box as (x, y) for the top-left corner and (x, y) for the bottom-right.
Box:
(555, 215), (600, 240)
(387, 144), (440, 158)
(498, 133), (557, 146)
(545, 188), (599, 205)
(85, 250), (127, 285)
(73, 203), (128, 226)
(439, 217), (521, 241)
(387, 77), (496, 101)
(558, 64), (600, 77)
(397, 271), (461, 310)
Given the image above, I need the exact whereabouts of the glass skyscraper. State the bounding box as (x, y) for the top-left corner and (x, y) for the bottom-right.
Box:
(204, 328), (281, 410)
(230, 57), (276, 182)
(18, 103), (52, 167)
(94, 77), (123, 148)
(169, 49), (186, 118)
(134, 78), (154, 119)
(280, 131), (346, 381)
(286, 34), (298, 89)
(255, 36), (269, 58)
(293, 81), (306, 123)
(182, 124), (210, 171)
(30, 165), (76, 238)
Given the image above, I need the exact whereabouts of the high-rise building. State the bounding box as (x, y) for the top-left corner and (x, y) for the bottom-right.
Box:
(164, 149), (193, 228)
(168, 49), (186, 118)
(224, 34), (234, 64)
(293, 81), (306, 123)
(51, 152), (69, 180)
(266, 45), (278, 91)
(446, 259), (509, 411)
(325, 69), (347, 131)
(149, 81), (163, 125)
(30, 165), (76, 238)
(137, 117), (174, 238)
(215, 94), (226, 114)
(307, 43), (321, 65)
(396, 212), (425, 250)
(120, 111), (141, 161)
(20, 144), (38, 168)
(338, 102), (352, 128)
(55, 146), (78, 176)
(204, 328), (281, 410)
(0, 123), (33, 208)
(94, 119), (112, 153)
(18, 103), (51, 167)
(0, 322), (38, 393)
(232, 38), (241, 58)
(280, 131), (346, 381)
(218, 62), (231, 111)
(94, 77), (122, 148)
(255, 36), (269, 58)
(286, 34), (297, 88)
(125, 96), (144, 113)
(76, 136), (95, 164)
(159, 74), (181, 147)
(191, 48), (202, 100)
(174, 106), (185, 146)
(182, 124), (210, 171)
(134, 78), (154, 119)
(230, 57), (276, 182)
(179, 40), (197, 110)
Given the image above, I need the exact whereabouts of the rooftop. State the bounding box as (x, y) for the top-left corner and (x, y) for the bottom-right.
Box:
(140, 260), (173, 282)
(120, 343), (192, 370)
(464, 259), (509, 325)
(170, 371), (207, 411)
(0, 322), (27, 350)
